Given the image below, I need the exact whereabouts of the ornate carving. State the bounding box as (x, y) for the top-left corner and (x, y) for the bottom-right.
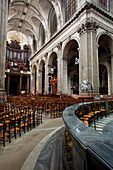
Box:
(57, 42), (62, 50)
(78, 20), (99, 36)
(9, 40), (21, 49)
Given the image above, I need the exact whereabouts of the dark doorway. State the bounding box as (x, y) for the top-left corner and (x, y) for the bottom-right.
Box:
(10, 75), (20, 95)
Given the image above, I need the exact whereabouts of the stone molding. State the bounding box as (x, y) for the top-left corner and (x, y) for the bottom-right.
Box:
(30, 2), (113, 61)
(78, 20), (99, 36)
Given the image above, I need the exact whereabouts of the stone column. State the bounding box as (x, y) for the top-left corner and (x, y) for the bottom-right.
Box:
(39, 70), (42, 94)
(57, 43), (62, 94)
(36, 63), (40, 94)
(0, 0), (8, 101)
(30, 72), (33, 94)
(44, 53), (48, 94)
(107, 68), (111, 96)
(61, 57), (68, 94)
(110, 42), (113, 96)
(27, 76), (30, 94)
(31, 73), (35, 94)
(7, 74), (10, 95)
(47, 63), (52, 94)
(78, 20), (99, 95)
(19, 75), (22, 94)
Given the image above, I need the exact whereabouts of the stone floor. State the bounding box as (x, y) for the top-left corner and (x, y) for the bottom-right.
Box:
(0, 115), (64, 170)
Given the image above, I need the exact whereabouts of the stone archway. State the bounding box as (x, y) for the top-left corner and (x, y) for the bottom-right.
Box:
(39, 60), (45, 95)
(62, 40), (79, 95)
(48, 52), (57, 94)
(98, 34), (112, 95)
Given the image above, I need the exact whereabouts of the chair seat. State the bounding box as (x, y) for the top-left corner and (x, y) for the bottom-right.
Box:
(20, 123), (28, 127)
(0, 133), (9, 138)
(84, 115), (92, 118)
(10, 127), (20, 132)
(84, 121), (88, 126)
(4, 120), (10, 124)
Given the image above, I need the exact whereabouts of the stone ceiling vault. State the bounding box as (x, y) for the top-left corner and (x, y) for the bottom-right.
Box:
(8, 0), (63, 45)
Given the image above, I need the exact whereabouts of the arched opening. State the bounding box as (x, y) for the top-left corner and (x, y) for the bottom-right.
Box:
(39, 60), (45, 95)
(67, 0), (77, 20)
(33, 35), (37, 54)
(63, 40), (79, 95)
(10, 75), (20, 95)
(98, 34), (112, 95)
(49, 6), (57, 37)
(48, 52), (57, 94)
(39, 23), (45, 46)
(99, 65), (108, 94)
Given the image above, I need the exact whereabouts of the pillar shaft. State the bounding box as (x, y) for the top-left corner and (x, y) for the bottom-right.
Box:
(19, 76), (22, 94)
(0, 0), (8, 92)
(78, 20), (99, 95)
(27, 76), (30, 94)
(7, 74), (10, 95)
(61, 57), (68, 94)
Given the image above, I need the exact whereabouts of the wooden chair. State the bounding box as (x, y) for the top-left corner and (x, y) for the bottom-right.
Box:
(0, 120), (11, 147)
(27, 111), (33, 130)
(20, 112), (29, 133)
(10, 115), (21, 139)
(36, 109), (42, 125)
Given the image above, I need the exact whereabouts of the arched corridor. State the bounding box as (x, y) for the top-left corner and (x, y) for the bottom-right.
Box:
(98, 34), (112, 96)
(63, 40), (79, 95)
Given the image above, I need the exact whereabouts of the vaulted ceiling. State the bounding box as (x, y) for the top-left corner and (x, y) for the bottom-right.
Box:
(7, 0), (63, 44)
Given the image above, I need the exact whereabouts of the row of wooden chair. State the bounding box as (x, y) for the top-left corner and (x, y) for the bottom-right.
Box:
(0, 95), (78, 147)
(0, 105), (42, 147)
(7, 95), (77, 119)
(79, 109), (106, 126)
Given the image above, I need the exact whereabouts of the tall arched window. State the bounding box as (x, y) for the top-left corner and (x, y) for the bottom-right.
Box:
(33, 35), (37, 53)
(60, 0), (67, 23)
(98, 0), (110, 11)
(49, 7), (57, 37)
(67, 0), (77, 20)
(40, 23), (45, 46)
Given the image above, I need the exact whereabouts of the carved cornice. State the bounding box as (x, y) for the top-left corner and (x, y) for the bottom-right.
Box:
(30, 2), (113, 61)
(78, 20), (99, 36)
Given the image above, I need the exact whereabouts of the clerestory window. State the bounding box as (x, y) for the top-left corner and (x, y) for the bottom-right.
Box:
(40, 23), (45, 46)
(67, 0), (77, 20)
(98, 0), (110, 11)
(49, 7), (57, 37)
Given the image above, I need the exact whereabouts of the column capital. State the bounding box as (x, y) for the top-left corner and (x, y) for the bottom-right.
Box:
(77, 20), (99, 36)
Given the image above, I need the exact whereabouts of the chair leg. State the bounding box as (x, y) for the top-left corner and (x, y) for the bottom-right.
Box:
(3, 133), (5, 147)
